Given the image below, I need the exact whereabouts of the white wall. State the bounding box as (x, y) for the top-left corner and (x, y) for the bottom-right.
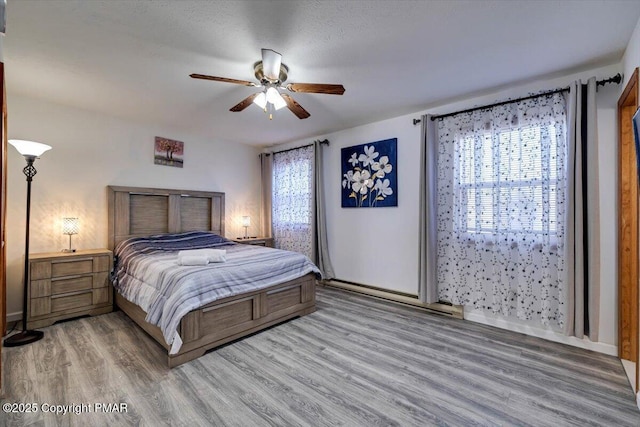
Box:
(5, 94), (261, 318)
(280, 62), (622, 350)
(321, 118), (421, 295)
(623, 15), (640, 90)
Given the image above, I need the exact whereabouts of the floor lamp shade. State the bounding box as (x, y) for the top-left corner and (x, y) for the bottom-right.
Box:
(9, 139), (52, 157)
(4, 139), (52, 347)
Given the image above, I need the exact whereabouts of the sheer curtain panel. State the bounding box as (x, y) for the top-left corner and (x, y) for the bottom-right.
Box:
(272, 146), (314, 259)
(436, 93), (568, 329)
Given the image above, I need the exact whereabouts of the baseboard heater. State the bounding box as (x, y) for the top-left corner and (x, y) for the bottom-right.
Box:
(323, 279), (463, 319)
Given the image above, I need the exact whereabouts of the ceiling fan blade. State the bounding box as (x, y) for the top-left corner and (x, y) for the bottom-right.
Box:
(190, 74), (257, 87)
(285, 83), (345, 95)
(281, 94), (310, 119)
(261, 49), (282, 81)
(230, 93), (260, 112)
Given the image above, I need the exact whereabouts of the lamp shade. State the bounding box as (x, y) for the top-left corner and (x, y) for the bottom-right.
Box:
(62, 217), (79, 235)
(8, 139), (52, 157)
(253, 92), (267, 109)
(272, 93), (287, 110)
(242, 216), (251, 227)
(266, 87), (287, 110)
(266, 87), (279, 104)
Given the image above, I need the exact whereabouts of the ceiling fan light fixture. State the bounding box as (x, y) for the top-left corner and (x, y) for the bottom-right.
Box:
(269, 89), (287, 111)
(265, 87), (279, 101)
(273, 97), (287, 111)
(253, 92), (267, 109)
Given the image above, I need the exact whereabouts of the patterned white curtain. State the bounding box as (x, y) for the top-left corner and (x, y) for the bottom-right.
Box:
(272, 146), (314, 259)
(437, 93), (568, 329)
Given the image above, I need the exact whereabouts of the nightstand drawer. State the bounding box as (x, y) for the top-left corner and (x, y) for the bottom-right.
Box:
(51, 291), (93, 312)
(51, 258), (93, 277)
(52, 275), (93, 295)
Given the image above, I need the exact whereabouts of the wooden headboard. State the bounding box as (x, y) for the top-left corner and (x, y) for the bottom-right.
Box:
(107, 186), (225, 250)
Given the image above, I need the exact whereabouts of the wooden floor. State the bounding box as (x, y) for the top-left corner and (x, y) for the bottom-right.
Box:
(2, 286), (639, 426)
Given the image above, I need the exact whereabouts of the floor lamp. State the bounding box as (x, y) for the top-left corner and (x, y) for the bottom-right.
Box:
(4, 139), (52, 347)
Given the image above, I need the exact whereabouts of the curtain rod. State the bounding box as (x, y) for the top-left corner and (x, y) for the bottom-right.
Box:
(411, 73), (622, 125)
(262, 139), (329, 156)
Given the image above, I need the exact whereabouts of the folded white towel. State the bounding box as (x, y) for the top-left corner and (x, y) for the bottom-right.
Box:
(178, 255), (210, 266)
(177, 248), (226, 263)
(206, 251), (226, 263)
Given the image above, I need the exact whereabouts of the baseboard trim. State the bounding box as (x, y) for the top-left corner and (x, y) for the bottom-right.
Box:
(465, 310), (618, 356)
(6, 311), (21, 322)
(324, 279), (463, 319)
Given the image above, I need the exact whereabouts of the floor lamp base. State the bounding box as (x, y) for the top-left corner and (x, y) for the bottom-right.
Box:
(3, 330), (44, 347)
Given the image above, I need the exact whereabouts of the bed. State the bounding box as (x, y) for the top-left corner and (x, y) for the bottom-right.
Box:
(107, 185), (319, 367)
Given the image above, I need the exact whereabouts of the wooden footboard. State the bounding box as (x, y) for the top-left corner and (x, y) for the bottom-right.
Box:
(115, 273), (317, 367)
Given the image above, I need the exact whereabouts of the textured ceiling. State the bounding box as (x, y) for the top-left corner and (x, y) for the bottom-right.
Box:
(5, 0), (640, 146)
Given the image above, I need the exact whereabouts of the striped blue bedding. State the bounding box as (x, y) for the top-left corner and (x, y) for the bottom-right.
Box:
(113, 231), (320, 354)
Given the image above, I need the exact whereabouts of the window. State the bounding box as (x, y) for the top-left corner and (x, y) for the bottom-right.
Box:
(456, 123), (560, 236)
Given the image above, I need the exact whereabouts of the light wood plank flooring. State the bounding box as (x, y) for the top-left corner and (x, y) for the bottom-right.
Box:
(2, 286), (639, 426)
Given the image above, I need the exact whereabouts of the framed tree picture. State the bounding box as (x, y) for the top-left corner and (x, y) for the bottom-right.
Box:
(154, 136), (184, 168)
(341, 138), (397, 208)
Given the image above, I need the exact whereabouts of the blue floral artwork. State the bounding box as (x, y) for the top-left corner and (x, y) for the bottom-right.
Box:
(341, 138), (397, 208)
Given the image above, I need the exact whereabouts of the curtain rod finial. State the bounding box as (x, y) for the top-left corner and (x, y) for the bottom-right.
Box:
(612, 73), (622, 85)
(413, 118), (421, 125)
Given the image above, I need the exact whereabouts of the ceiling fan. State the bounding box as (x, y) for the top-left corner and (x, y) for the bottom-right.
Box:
(190, 49), (345, 120)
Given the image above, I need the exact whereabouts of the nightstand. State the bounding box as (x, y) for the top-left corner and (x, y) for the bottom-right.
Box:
(232, 237), (274, 248)
(27, 249), (113, 329)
